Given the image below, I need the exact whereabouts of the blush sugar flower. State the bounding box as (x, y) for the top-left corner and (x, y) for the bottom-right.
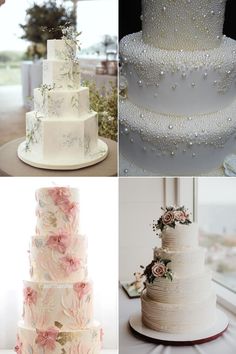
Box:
(14, 335), (22, 354)
(35, 328), (59, 351)
(152, 262), (166, 277)
(73, 282), (91, 299)
(48, 187), (71, 206)
(60, 255), (81, 274)
(46, 230), (70, 254)
(23, 287), (37, 305)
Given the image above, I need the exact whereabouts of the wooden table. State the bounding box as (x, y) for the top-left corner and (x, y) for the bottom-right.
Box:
(0, 137), (117, 176)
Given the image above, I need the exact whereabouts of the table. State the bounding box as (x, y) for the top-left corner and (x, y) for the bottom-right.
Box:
(119, 286), (236, 354)
(21, 61), (43, 108)
(0, 137), (117, 176)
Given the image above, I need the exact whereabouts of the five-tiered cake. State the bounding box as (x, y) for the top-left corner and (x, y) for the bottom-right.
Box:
(18, 34), (108, 170)
(120, 0), (236, 175)
(141, 206), (216, 333)
(15, 187), (103, 353)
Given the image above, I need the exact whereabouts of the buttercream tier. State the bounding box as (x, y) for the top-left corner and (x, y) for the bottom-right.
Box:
(23, 280), (93, 330)
(47, 39), (77, 61)
(43, 59), (80, 90)
(25, 111), (98, 164)
(119, 98), (236, 175)
(34, 86), (90, 119)
(120, 32), (236, 115)
(30, 235), (87, 282)
(161, 223), (199, 251)
(17, 320), (102, 353)
(35, 187), (79, 237)
(142, 0), (226, 51)
(145, 271), (212, 304)
(141, 290), (216, 333)
(154, 247), (205, 277)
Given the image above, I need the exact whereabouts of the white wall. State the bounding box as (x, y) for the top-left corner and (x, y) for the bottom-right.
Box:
(0, 177), (118, 350)
(119, 177), (195, 281)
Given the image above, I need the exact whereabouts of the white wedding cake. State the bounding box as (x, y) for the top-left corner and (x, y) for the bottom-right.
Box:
(141, 207), (216, 333)
(14, 187), (103, 353)
(120, 0), (236, 175)
(18, 33), (108, 170)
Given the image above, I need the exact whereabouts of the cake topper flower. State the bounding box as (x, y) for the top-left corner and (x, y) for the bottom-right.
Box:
(153, 206), (191, 236)
(141, 258), (173, 283)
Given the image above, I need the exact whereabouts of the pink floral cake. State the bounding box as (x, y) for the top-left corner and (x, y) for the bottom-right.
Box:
(15, 187), (103, 353)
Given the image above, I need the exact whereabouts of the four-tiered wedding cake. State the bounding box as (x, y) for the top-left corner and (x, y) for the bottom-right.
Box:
(15, 187), (103, 353)
(120, 0), (236, 175)
(18, 33), (108, 170)
(141, 206), (216, 333)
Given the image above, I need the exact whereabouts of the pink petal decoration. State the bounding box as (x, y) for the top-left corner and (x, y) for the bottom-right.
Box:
(73, 282), (91, 300)
(14, 335), (23, 354)
(23, 287), (37, 305)
(46, 229), (70, 254)
(60, 255), (81, 275)
(35, 327), (59, 351)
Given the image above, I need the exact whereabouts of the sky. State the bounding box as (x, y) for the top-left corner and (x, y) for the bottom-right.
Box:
(0, 0), (118, 51)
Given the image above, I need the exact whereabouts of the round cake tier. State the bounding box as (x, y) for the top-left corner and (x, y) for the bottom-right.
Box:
(34, 86), (90, 119)
(23, 280), (93, 330)
(145, 271), (212, 304)
(154, 247), (205, 277)
(35, 187), (80, 237)
(30, 234), (87, 282)
(141, 290), (216, 334)
(119, 98), (236, 175)
(142, 0), (226, 51)
(120, 32), (236, 116)
(161, 223), (199, 250)
(16, 320), (102, 353)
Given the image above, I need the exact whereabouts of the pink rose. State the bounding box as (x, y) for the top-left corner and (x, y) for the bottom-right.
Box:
(14, 335), (22, 354)
(46, 230), (70, 254)
(35, 328), (59, 351)
(162, 211), (175, 225)
(174, 210), (186, 222)
(60, 255), (81, 274)
(73, 282), (91, 299)
(152, 262), (166, 277)
(23, 287), (37, 305)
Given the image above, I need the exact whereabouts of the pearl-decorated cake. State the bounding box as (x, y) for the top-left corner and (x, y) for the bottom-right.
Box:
(120, 0), (236, 175)
(14, 187), (103, 353)
(18, 32), (108, 170)
(141, 206), (216, 334)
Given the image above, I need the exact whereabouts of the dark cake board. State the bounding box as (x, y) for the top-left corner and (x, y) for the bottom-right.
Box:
(129, 309), (228, 346)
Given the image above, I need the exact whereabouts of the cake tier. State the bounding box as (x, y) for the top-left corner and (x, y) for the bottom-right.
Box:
(142, 0), (226, 51)
(43, 59), (80, 90)
(141, 290), (216, 333)
(34, 86), (90, 119)
(119, 98), (236, 175)
(17, 320), (102, 354)
(23, 280), (93, 330)
(30, 235), (87, 282)
(120, 32), (236, 115)
(35, 187), (79, 237)
(25, 111), (98, 164)
(154, 247), (205, 277)
(47, 39), (77, 61)
(160, 223), (199, 251)
(145, 271), (212, 304)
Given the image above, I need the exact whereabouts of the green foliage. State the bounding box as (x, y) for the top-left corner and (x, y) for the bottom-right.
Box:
(83, 81), (117, 141)
(20, 0), (76, 57)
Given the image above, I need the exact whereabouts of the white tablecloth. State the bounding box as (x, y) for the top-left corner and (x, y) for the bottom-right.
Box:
(119, 286), (236, 354)
(21, 61), (43, 109)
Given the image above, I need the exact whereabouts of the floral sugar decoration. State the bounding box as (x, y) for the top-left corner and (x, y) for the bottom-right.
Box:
(153, 206), (191, 236)
(141, 258), (173, 284)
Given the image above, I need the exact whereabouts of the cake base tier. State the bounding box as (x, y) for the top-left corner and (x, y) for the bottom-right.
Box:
(129, 310), (228, 345)
(119, 98), (236, 175)
(17, 320), (102, 353)
(17, 139), (108, 170)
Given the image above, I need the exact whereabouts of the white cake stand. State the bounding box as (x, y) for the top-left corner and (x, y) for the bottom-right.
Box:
(17, 139), (108, 170)
(129, 310), (229, 345)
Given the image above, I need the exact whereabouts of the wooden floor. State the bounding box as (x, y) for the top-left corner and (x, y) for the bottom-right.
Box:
(0, 85), (26, 146)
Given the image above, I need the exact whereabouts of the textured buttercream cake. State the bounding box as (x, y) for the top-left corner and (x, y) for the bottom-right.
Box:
(120, 0), (236, 175)
(14, 187), (103, 353)
(141, 206), (216, 334)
